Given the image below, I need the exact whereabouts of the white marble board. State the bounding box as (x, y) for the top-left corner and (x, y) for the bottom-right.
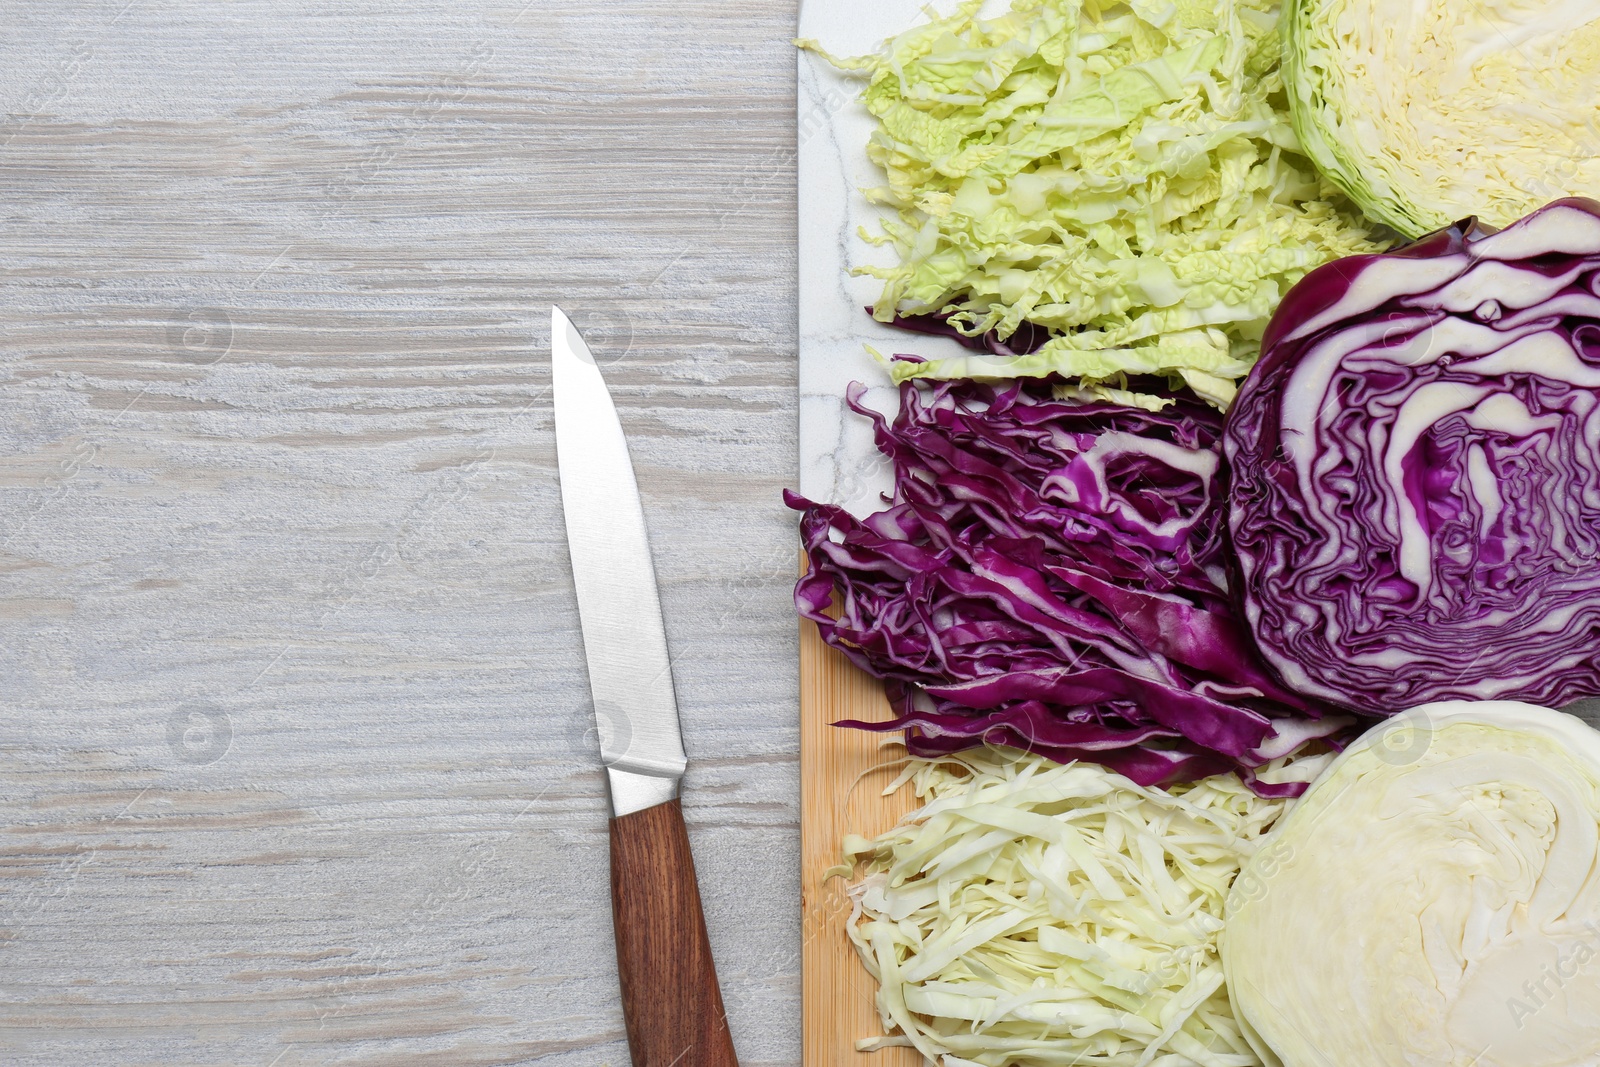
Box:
(796, 0), (973, 513)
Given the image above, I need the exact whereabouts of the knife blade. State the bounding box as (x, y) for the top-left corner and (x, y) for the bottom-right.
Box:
(551, 305), (739, 1067)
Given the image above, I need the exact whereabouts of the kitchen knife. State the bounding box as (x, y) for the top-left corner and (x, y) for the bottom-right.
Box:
(551, 306), (739, 1067)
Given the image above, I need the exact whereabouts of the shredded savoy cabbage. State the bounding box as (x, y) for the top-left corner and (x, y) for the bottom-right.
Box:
(802, 0), (1390, 408)
(837, 748), (1330, 1066)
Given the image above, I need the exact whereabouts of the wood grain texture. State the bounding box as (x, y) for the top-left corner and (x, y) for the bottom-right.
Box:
(798, 618), (917, 1067)
(0, 2), (803, 1064)
(610, 798), (738, 1067)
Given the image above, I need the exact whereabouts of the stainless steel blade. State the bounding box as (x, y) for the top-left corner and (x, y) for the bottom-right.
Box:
(552, 306), (687, 817)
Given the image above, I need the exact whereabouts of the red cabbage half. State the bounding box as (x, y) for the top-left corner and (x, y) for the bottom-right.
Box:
(789, 379), (1346, 791)
(1227, 198), (1600, 715)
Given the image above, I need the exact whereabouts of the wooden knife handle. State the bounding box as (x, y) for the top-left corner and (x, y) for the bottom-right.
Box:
(609, 798), (739, 1067)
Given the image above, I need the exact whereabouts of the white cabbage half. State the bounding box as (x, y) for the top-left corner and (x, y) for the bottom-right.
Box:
(1223, 700), (1600, 1067)
(1285, 0), (1600, 236)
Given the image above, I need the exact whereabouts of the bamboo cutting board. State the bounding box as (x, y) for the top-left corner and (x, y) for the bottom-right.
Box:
(798, 615), (920, 1067)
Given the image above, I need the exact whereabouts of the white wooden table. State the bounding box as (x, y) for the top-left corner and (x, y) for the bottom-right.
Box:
(0, 3), (802, 1063)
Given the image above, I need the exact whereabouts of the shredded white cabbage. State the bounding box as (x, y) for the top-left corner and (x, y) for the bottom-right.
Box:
(802, 0), (1389, 409)
(839, 748), (1330, 1067)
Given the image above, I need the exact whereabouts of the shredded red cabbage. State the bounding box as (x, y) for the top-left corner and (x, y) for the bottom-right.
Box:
(789, 379), (1348, 791)
(874, 306), (1051, 356)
